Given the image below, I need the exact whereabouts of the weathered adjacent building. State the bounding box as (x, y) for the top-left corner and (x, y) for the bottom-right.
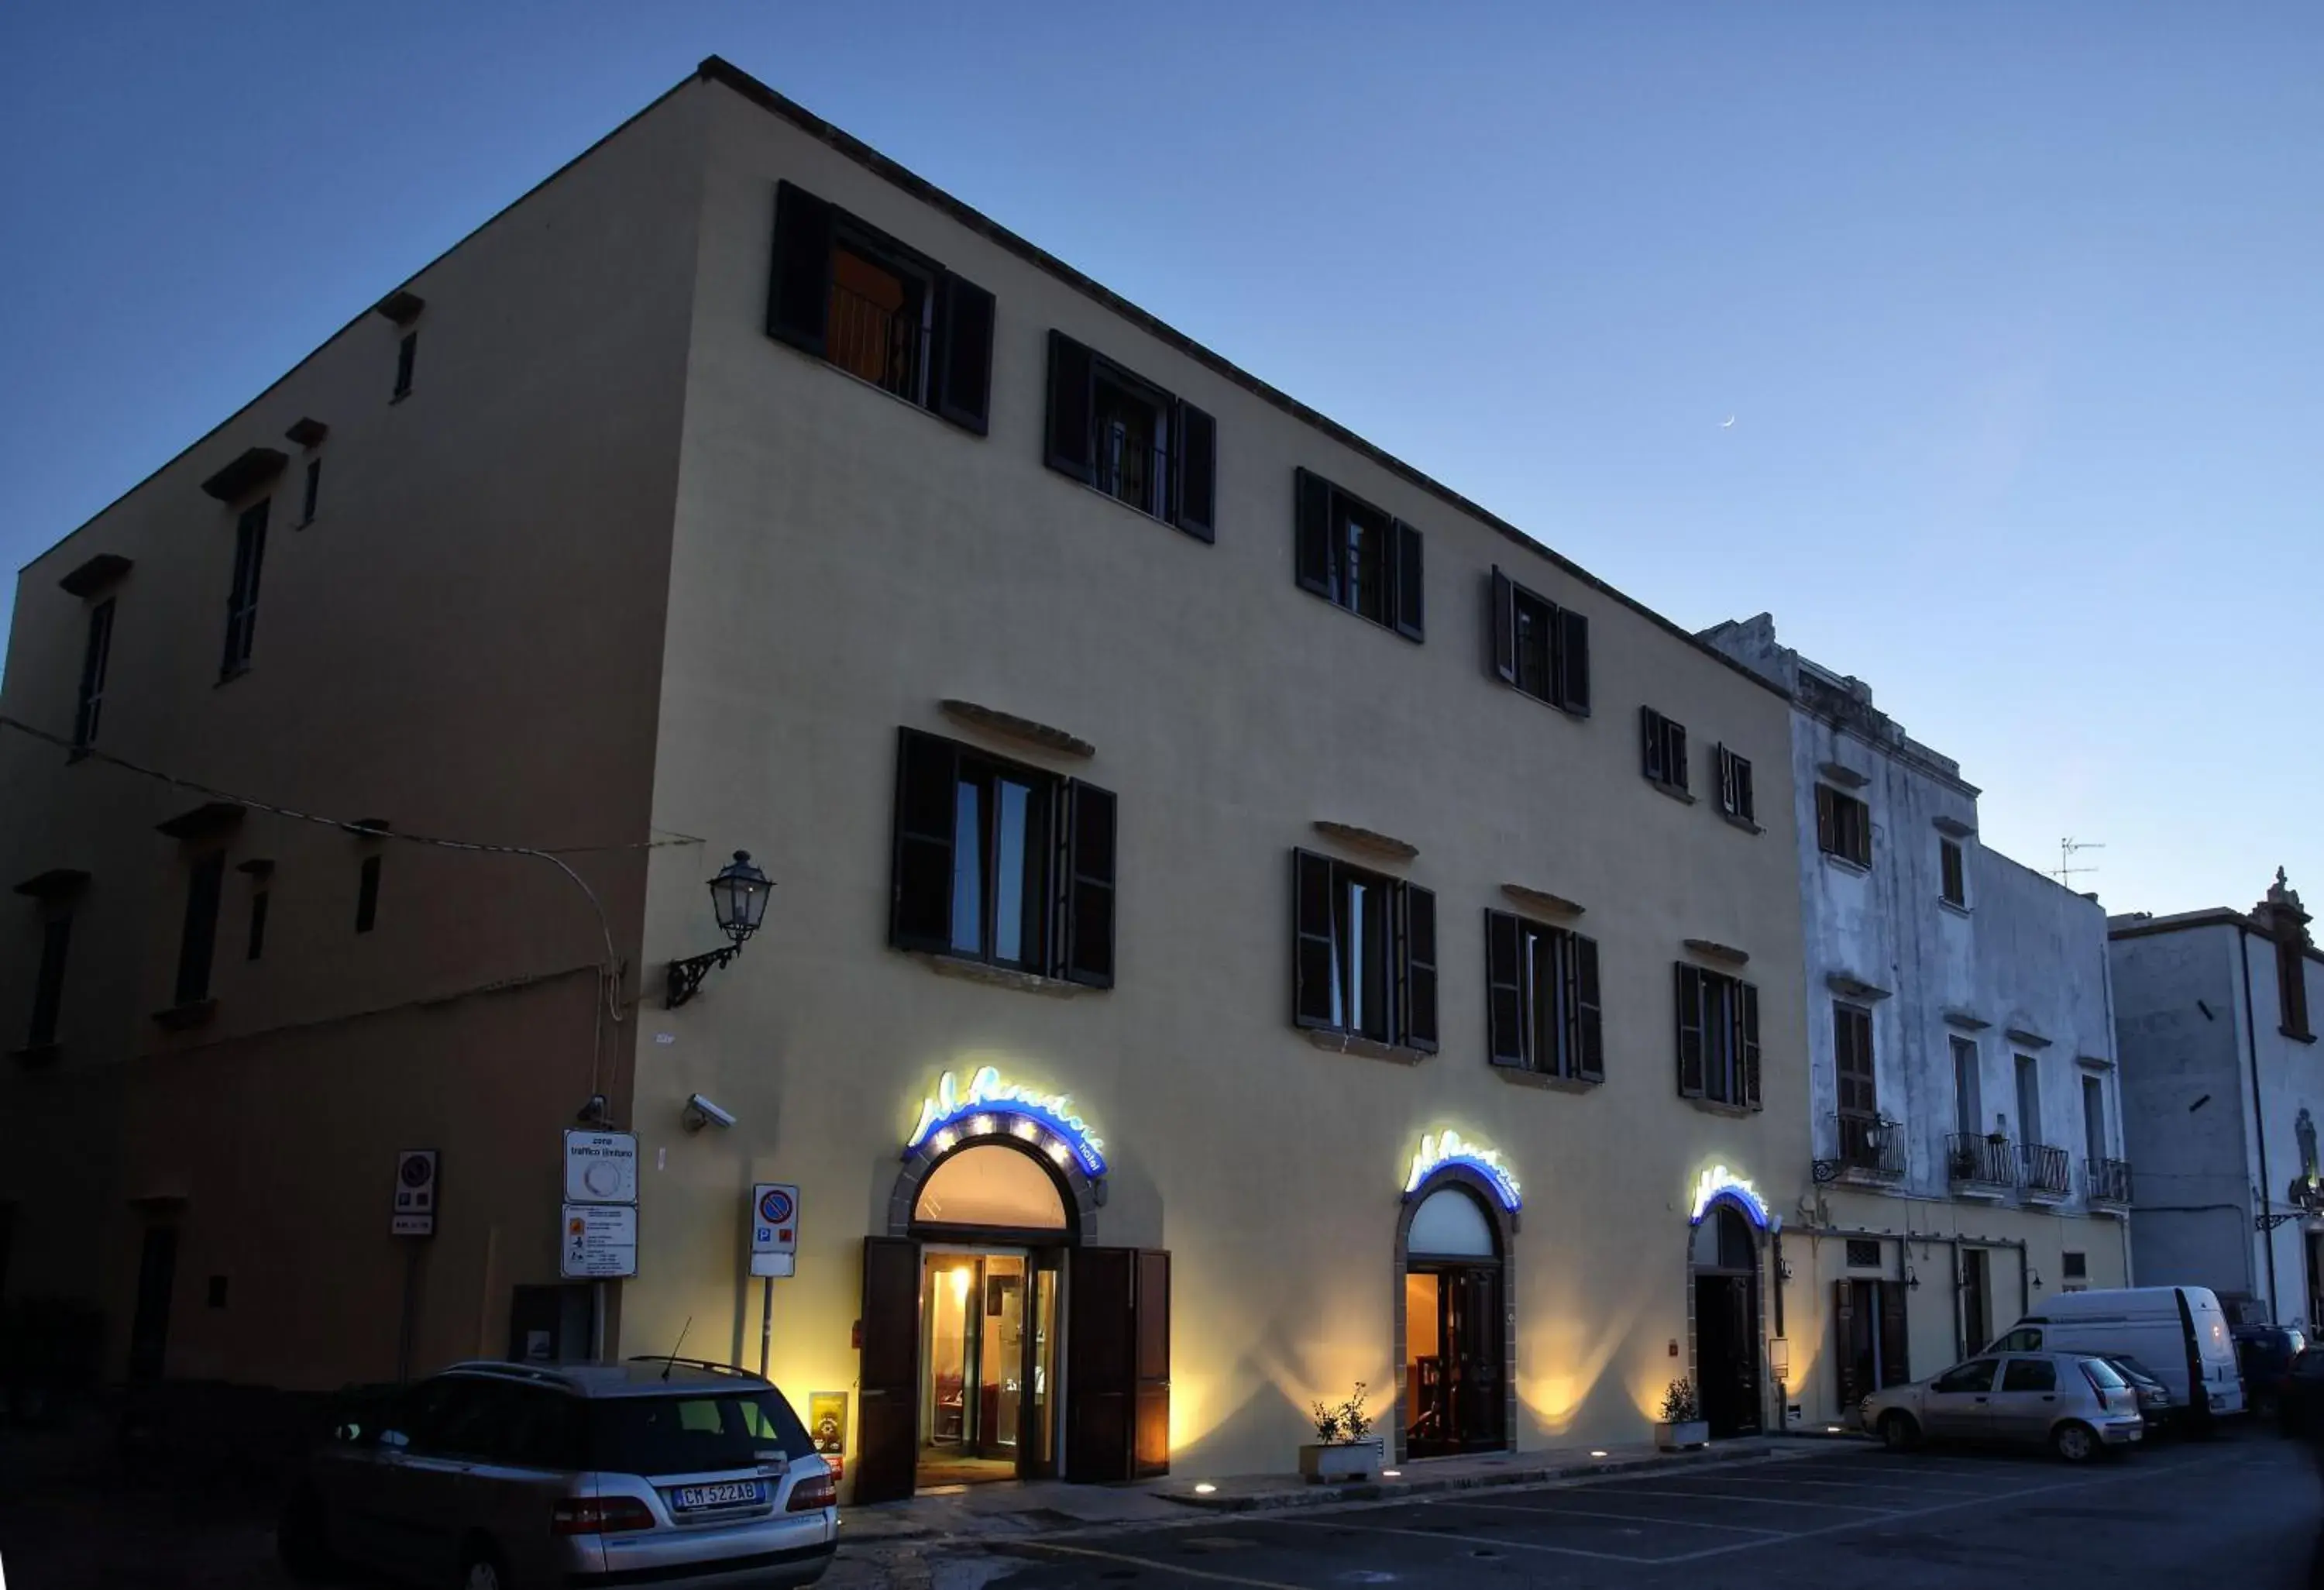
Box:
(1701, 615), (2132, 1429)
(2110, 872), (2323, 1330)
(2, 60), (1814, 1496)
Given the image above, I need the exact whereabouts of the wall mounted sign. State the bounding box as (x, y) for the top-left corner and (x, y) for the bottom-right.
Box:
(807, 1391), (849, 1481)
(561, 1203), (638, 1278)
(1404, 1129), (1522, 1212)
(906, 1065), (1108, 1177)
(564, 1131), (639, 1204)
(1689, 1164), (1776, 1230)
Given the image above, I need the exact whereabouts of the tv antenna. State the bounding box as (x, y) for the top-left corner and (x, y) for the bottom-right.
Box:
(2054, 837), (2104, 886)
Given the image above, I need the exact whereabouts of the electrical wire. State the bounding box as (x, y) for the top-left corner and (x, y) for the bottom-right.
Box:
(1, 711), (702, 1103)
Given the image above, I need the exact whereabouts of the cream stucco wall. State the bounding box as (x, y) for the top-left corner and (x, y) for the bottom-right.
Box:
(616, 75), (1811, 1485)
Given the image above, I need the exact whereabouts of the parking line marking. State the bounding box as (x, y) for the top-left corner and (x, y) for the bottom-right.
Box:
(1266, 1514), (1663, 1564)
(1649, 1449), (2230, 1564)
(1561, 1485), (1896, 1512)
(1007, 1539), (1318, 1589)
(1428, 1495), (1790, 1537)
(1636, 1471), (1991, 1495)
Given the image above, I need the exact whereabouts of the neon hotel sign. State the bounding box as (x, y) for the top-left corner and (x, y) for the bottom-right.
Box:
(1404, 1129), (1523, 1213)
(906, 1066), (1109, 1179)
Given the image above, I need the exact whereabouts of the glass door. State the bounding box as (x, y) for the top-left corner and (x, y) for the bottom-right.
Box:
(1024, 1254), (1060, 1476)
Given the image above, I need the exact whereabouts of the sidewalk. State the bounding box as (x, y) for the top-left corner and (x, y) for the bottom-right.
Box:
(837, 1433), (1811, 1547)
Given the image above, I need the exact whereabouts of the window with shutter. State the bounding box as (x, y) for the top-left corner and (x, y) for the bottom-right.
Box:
(1676, 964), (1706, 1097)
(355, 855), (382, 934)
(1173, 401), (1217, 541)
(1047, 331), (1218, 542)
(1717, 745), (1755, 824)
(1291, 469), (1423, 642)
(1487, 908), (1603, 1086)
(1834, 1003), (1876, 1116)
(1640, 708), (1688, 791)
(220, 500), (268, 678)
(1294, 852), (1434, 1049)
(73, 598), (114, 750)
(175, 851), (226, 1007)
(1818, 786), (1872, 866)
(1679, 963), (1758, 1107)
(765, 180), (992, 435)
(26, 914), (70, 1048)
(887, 728), (1114, 986)
(1940, 838), (1967, 906)
(392, 331), (418, 399)
(1556, 607), (1590, 714)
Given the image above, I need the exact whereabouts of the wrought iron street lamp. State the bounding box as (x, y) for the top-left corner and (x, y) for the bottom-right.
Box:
(665, 850), (772, 1008)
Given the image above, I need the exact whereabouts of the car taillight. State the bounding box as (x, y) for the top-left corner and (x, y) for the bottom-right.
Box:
(787, 1474), (838, 1512)
(553, 1496), (658, 1535)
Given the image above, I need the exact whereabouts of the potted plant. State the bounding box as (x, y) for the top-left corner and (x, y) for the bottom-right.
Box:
(1298, 1383), (1383, 1482)
(1655, 1378), (1707, 1451)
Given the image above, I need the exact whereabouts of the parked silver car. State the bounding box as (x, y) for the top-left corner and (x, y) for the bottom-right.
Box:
(279, 1358), (837, 1589)
(1861, 1350), (2144, 1463)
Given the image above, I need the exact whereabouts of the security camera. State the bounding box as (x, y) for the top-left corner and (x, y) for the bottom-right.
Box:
(682, 1093), (737, 1133)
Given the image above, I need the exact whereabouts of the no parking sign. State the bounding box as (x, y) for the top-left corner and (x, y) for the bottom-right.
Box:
(751, 1183), (798, 1279)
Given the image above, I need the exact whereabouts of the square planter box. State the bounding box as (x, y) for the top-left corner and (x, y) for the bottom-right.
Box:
(1298, 1439), (1384, 1482)
(1655, 1419), (1708, 1452)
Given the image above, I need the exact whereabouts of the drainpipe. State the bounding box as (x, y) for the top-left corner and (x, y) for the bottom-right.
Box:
(2238, 929), (2281, 1321)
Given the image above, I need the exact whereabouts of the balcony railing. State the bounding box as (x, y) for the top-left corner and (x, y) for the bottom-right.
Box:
(2018, 1141), (2071, 1198)
(827, 280), (927, 404)
(1832, 1113), (1906, 1181)
(1946, 1132), (2013, 1187)
(2086, 1157), (2134, 1205)
(1092, 422), (1169, 519)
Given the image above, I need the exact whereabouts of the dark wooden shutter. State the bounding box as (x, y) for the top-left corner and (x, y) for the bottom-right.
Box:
(1741, 980), (1763, 1109)
(767, 181), (834, 356)
(1401, 883), (1438, 1052)
(1815, 785), (1836, 853)
(1294, 468), (1333, 596)
(931, 273), (995, 435)
(1835, 1005), (1875, 1116)
(1569, 933), (1604, 1082)
(1489, 568), (1516, 684)
(1556, 607), (1590, 714)
(174, 852), (225, 1007)
(1043, 330), (1095, 482)
(1292, 850), (1336, 1030)
(1676, 963), (1706, 1097)
(891, 729), (957, 952)
(1641, 709), (1664, 783)
(28, 915), (70, 1047)
(1066, 1247), (1135, 1482)
(1391, 518), (1425, 642)
(1486, 910), (1525, 1068)
(854, 1237), (920, 1504)
(1834, 1282), (1861, 1408)
(1877, 1280), (1910, 1387)
(1667, 721), (1689, 792)
(1172, 401), (1216, 542)
(1061, 780), (1117, 987)
(1133, 1250), (1171, 1478)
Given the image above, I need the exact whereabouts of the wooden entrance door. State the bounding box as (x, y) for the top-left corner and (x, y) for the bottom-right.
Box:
(1834, 1279), (1911, 1414)
(1064, 1246), (1170, 1481)
(127, 1225), (178, 1384)
(1697, 1272), (1761, 1438)
(1408, 1263), (1506, 1456)
(856, 1237), (920, 1504)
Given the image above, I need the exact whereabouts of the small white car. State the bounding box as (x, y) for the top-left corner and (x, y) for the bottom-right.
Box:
(1862, 1350), (2144, 1463)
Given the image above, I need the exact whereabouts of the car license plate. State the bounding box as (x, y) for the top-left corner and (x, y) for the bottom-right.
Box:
(672, 1481), (763, 1511)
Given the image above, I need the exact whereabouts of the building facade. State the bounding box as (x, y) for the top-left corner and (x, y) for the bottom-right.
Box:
(2, 60), (1816, 1496)
(2109, 872), (2324, 1330)
(1700, 616), (2133, 1429)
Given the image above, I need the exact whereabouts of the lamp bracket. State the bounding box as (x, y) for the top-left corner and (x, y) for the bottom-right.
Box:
(665, 944), (743, 1009)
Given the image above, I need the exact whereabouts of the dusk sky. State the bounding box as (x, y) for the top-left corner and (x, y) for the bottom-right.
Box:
(3, 3), (2315, 917)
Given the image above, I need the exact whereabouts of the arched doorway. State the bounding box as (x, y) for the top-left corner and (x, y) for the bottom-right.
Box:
(1397, 1171), (1514, 1460)
(858, 1091), (1166, 1503)
(1690, 1198), (1765, 1438)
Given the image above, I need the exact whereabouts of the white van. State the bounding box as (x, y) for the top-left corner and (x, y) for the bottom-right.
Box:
(1989, 1286), (2244, 1421)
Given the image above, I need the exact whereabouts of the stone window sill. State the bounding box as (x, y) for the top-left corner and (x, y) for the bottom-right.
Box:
(1720, 811), (1762, 835)
(1494, 1065), (1597, 1095)
(1684, 1096), (1758, 1120)
(1305, 1027), (1429, 1066)
(909, 953), (1090, 1000)
(1648, 780), (1696, 807)
(1938, 898), (1972, 917)
(1821, 852), (1871, 877)
(2282, 1027), (2319, 1046)
(9, 1042), (60, 1068)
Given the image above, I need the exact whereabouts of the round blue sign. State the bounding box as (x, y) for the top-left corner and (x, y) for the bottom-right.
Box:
(758, 1189), (794, 1224)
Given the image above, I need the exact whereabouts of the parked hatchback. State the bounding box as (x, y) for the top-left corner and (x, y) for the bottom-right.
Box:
(1862, 1351), (2144, 1462)
(2097, 1354), (2178, 1436)
(279, 1358), (837, 1589)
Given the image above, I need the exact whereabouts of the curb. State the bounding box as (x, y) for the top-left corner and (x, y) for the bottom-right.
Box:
(1164, 1438), (1793, 1514)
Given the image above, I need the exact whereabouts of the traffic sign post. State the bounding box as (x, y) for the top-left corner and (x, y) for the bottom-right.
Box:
(391, 1149), (438, 1237)
(561, 1203), (638, 1279)
(751, 1184), (799, 1377)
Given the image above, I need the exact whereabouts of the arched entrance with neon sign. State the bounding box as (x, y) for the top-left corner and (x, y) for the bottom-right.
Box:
(856, 1069), (1165, 1503)
(1688, 1164), (1774, 1439)
(1395, 1131), (1520, 1461)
